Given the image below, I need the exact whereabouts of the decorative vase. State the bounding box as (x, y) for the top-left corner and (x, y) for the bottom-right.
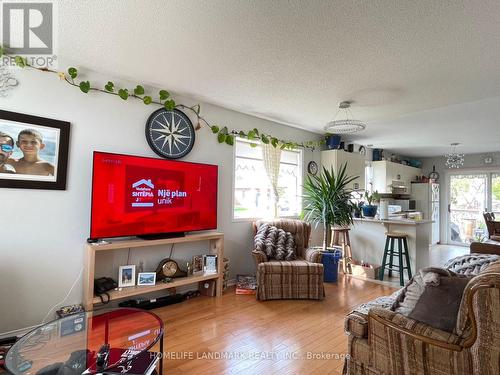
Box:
(362, 205), (378, 218)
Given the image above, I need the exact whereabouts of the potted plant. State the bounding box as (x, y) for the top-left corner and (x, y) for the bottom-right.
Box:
(362, 191), (380, 218)
(303, 163), (358, 251)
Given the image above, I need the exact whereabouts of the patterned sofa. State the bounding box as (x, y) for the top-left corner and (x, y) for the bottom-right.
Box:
(343, 260), (500, 375)
(252, 219), (325, 301)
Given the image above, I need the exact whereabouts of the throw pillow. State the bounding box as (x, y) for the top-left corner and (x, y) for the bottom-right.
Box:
(408, 276), (471, 333)
(254, 223), (297, 260)
(392, 267), (453, 316)
(254, 224), (270, 253)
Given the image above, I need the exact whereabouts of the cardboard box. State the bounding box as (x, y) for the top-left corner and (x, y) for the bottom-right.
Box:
(350, 263), (381, 279)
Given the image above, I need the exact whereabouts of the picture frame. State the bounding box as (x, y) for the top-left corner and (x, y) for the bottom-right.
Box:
(137, 272), (156, 286)
(0, 110), (71, 190)
(192, 255), (203, 275)
(203, 254), (217, 274)
(118, 265), (136, 288)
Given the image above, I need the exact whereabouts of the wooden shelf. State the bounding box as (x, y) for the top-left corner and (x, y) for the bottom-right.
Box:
(92, 273), (220, 304)
(83, 231), (224, 309)
(88, 231), (224, 252)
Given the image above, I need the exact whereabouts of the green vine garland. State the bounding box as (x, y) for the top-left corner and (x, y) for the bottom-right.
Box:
(1, 47), (323, 150)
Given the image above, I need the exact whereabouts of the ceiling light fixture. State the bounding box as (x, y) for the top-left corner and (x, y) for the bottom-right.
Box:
(324, 101), (366, 134)
(445, 143), (465, 169)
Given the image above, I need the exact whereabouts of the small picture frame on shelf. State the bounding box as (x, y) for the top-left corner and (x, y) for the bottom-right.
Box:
(137, 272), (156, 286)
(118, 265), (136, 287)
(192, 255), (203, 275)
(203, 254), (217, 274)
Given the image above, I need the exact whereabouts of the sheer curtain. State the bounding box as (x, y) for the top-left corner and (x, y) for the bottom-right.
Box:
(262, 143), (282, 218)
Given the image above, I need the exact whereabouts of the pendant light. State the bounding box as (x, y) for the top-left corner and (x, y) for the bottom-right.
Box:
(324, 101), (366, 134)
(445, 143), (465, 169)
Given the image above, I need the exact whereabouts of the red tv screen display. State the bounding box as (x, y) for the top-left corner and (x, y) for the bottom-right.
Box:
(90, 152), (218, 239)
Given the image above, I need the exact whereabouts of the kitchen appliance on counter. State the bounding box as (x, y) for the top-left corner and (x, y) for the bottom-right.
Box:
(411, 182), (440, 244)
(391, 199), (416, 212)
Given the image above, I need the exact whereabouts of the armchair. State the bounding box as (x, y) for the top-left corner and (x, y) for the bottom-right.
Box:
(343, 260), (500, 375)
(484, 212), (500, 240)
(252, 219), (325, 301)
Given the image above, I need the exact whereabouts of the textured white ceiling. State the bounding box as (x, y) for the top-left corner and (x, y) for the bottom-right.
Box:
(55, 0), (500, 156)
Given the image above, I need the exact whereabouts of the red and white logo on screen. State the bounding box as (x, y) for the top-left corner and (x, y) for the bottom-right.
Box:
(131, 179), (155, 207)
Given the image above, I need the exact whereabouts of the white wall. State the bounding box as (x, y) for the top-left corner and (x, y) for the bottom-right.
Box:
(421, 152), (500, 244)
(0, 68), (321, 333)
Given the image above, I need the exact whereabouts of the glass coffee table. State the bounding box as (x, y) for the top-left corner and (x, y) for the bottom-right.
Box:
(5, 308), (164, 375)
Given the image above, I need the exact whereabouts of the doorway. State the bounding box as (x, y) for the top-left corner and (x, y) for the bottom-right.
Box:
(447, 171), (500, 245)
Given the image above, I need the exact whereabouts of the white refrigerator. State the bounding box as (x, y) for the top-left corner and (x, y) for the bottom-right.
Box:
(411, 183), (440, 245)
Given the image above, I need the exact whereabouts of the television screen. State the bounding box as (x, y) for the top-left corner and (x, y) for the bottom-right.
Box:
(90, 152), (218, 239)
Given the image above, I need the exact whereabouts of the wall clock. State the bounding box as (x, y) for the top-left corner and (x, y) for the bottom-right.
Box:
(307, 161), (318, 175)
(145, 108), (195, 159)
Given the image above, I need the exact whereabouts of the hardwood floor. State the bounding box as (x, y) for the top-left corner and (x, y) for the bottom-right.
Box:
(151, 275), (396, 375)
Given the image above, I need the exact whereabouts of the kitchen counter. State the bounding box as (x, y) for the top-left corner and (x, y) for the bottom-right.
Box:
(349, 217), (434, 282)
(353, 217), (434, 225)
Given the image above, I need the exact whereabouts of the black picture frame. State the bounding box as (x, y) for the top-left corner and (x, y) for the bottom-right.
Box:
(0, 110), (70, 190)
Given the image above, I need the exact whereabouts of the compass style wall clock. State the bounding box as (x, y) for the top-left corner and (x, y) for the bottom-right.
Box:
(145, 108), (195, 159)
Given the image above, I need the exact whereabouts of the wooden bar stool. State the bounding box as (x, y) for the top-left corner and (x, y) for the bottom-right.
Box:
(379, 232), (412, 286)
(330, 227), (352, 274)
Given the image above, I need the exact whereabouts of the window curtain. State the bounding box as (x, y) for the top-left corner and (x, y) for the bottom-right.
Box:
(262, 143), (282, 218)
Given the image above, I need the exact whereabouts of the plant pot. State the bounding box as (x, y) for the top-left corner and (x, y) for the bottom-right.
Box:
(362, 205), (378, 218)
(325, 134), (341, 150)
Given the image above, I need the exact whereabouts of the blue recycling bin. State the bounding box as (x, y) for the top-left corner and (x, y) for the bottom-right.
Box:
(321, 250), (342, 282)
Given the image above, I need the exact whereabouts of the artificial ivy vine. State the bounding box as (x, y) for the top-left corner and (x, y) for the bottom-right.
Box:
(2, 47), (321, 150)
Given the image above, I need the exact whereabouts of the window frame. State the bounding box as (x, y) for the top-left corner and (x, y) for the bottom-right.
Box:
(231, 137), (303, 222)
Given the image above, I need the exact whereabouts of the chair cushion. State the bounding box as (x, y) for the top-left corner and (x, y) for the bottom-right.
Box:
(258, 260), (323, 275)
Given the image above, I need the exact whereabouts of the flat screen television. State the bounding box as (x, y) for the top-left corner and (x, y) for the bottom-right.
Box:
(89, 152), (218, 240)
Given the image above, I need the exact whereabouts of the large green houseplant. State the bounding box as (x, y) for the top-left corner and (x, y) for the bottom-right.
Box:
(303, 164), (358, 251)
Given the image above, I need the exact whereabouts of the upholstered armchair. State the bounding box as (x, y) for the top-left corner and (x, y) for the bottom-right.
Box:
(484, 212), (500, 240)
(252, 219), (325, 301)
(343, 260), (500, 375)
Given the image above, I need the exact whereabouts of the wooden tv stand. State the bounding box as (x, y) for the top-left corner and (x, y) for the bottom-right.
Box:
(83, 231), (224, 310)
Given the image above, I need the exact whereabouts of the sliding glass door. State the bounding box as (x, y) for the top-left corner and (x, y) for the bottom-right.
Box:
(492, 173), (500, 216)
(448, 171), (500, 245)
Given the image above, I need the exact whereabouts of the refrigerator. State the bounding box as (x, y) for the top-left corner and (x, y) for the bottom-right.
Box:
(411, 183), (440, 245)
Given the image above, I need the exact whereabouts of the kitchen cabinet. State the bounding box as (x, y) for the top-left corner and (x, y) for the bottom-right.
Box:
(372, 161), (422, 194)
(321, 150), (365, 190)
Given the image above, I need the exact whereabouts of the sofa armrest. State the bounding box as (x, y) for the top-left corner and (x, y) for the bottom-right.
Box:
(252, 249), (268, 265)
(368, 308), (465, 351)
(470, 241), (500, 255)
(304, 247), (322, 263)
(345, 311), (368, 339)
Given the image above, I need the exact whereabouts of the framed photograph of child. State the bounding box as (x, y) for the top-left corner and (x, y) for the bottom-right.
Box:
(137, 272), (156, 286)
(118, 265), (136, 288)
(0, 110), (70, 190)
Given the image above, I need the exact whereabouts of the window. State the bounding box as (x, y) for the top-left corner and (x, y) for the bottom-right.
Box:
(233, 138), (302, 220)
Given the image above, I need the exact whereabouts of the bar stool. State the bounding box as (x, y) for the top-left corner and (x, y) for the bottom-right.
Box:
(330, 227), (352, 274)
(379, 232), (412, 286)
